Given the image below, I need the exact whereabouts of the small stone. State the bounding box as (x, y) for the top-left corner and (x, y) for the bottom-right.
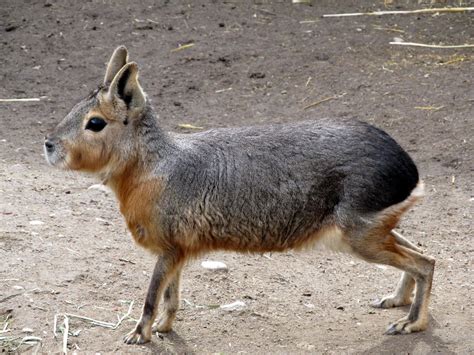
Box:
(22, 327), (34, 333)
(249, 72), (265, 79)
(201, 260), (228, 271)
(88, 184), (110, 194)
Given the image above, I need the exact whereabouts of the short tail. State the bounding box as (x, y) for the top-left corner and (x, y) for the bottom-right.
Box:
(375, 180), (425, 231)
(410, 180), (425, 199)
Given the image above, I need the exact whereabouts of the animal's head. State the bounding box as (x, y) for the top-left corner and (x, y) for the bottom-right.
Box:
(45, 46), (147, 176)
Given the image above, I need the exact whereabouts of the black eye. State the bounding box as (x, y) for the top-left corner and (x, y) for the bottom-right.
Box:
(85, 117), (107, 132)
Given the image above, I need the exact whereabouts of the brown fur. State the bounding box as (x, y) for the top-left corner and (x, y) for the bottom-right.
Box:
(108, 162), (167, 254)
(45, 47), (435, 345)
(65, 139), (110, 172)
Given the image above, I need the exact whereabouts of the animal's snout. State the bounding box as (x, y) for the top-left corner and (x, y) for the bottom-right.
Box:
(44, 137), (55, 153)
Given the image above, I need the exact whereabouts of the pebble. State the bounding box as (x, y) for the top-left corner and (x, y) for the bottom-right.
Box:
(88, 184), (110, 194)
(201, 260), (228, 271)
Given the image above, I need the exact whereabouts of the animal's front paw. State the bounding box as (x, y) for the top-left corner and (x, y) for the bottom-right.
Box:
(385, 316), (428, 335)
(123, 325), (151, 344)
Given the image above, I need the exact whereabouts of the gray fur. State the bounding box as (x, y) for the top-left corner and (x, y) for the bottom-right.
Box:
(45, 46), (434, 344)
(132, 106), (418, 251)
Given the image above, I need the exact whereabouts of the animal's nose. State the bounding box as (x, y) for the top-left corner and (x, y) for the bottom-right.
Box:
(44, 138), (55, 152)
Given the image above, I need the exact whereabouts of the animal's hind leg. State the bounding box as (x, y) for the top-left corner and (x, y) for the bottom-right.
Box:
(350, 228), (435, 335)
(391, 230), (422, 253)
(372, 230), (421, 309)
(372, 271), (415, 308)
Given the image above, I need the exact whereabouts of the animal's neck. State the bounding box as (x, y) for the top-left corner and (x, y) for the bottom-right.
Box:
(106, 157), (143, 203)
(136, 105), (177, 165)
(105, 105), (175, 203)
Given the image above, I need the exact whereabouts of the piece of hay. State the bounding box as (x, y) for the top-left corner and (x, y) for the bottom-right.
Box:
(303, 93), (346, 110)
(171, 43), (195, 52)
(390, 42), (474, 49)
(323, 7), (474, 17)
(0, 98), (41, 102)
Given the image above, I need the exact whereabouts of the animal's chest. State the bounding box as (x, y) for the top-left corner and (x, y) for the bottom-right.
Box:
(116, 180), (164, 253)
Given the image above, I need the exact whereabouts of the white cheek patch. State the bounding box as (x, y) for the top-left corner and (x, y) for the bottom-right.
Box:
(45, 142), (71, 170)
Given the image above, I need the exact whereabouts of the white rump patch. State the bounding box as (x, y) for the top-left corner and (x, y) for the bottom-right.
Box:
(314, 226), (352, 254)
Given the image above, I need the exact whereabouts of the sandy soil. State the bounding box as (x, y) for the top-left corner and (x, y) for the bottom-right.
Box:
(0, 0), (473, 353)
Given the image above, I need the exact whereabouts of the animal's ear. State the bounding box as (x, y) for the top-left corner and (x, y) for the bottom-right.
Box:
(106, 62), (146, 110)
(104, 46), (129, 86)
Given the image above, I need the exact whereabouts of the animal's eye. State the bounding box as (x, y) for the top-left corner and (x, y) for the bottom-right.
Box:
(85, 117), (107, 132)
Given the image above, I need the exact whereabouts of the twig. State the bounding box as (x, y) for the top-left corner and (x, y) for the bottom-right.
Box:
(177, 123), (204, 130)
(54, 300), (134, 336)
(323, 7), (474, 17)
(60, 313), (115, 328)
(303, 93), (346, 110)
(53, 314), (59, 338)
(1, 315), (11, 334)
(54, 302), (135, 353)
(390, 42), (474, 49)
(215, 87), (233, 93)
(171, 43), (195, 52)
(31, 306), (48, 312)
(16, 336), (42, 352)
(182, 298), (194, 307)
(118, 258), (136, 264)
(114, 301), (134, 329)
(0, 288), (40, 303)
(414, 105), (445, 111)
(439, 55), (468, 65)
(262, 253), (273, 260)
(62, 316), (69, 354)
(256, 8), (277, 16)
(0, 98), (40, 102)
(373, 25), (405, 33)
(0, 292), (22, 303)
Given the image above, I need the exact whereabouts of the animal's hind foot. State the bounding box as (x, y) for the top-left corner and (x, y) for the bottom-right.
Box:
(385, 316), (428, 335)
(372, 294), (412, 309)
(152, 314), (175, 333)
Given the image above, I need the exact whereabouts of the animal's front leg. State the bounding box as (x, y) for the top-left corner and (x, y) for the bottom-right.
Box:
(154, 269), (182, 333)
(124, 252), (183, 344)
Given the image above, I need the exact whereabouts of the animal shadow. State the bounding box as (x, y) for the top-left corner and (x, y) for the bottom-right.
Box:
(361, 315), (455, 355)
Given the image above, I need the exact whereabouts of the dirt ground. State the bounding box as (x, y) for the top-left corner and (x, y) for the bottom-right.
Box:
(1, 0), (473, 353)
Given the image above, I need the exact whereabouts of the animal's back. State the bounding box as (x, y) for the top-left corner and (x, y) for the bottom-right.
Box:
(156, 119), (419, 251)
